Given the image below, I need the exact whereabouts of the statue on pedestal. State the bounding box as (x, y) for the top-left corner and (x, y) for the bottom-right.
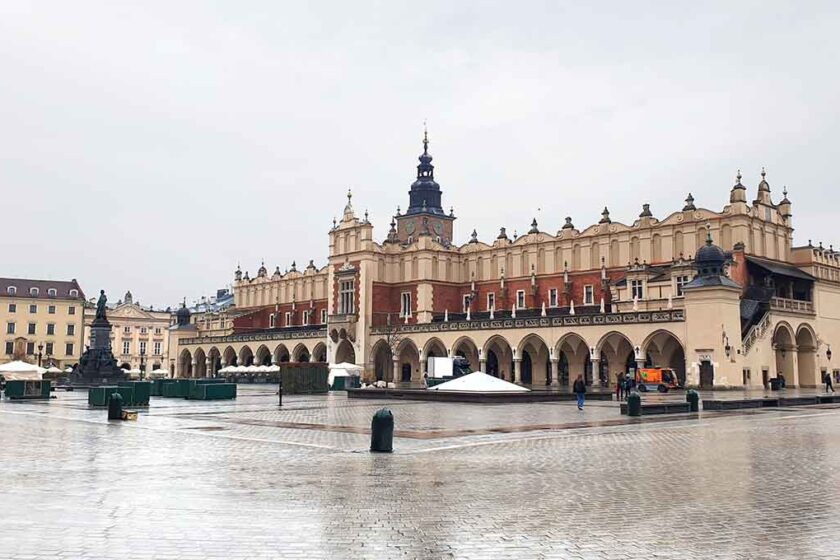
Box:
(71, 289), (126, 385)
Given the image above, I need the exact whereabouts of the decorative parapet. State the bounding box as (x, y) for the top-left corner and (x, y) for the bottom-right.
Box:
(370, 310), (685, 335)
(180, 327), (326, 346)
(770, 297), (814, 315)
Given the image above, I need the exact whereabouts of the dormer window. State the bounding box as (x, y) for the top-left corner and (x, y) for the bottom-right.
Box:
(69, 289), (79, 297)
(30, 287), (39, 296)
(7, 286), (16, 296)
(47, 288), (57, 297)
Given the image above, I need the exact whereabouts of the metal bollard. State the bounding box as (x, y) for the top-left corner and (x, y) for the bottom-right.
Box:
(686, 389), (700, 412)
(627, 392), (642, 417)
(107, 392), (123, 420)
(370, 408), (394, 453)
(278, 377), (283, 407)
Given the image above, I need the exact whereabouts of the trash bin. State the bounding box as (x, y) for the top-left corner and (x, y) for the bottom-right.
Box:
(769, 378), (781, 391)
(627, 392), (642, 417)
(370, 408), (394, 453)
(107, 392), (123, 420)
(686, 389), (699, 412)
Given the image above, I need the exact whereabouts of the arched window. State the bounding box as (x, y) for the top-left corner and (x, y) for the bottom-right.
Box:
(30, 287), (39, 296)
(48, 288), (57, 297)
(7, 286), (16, 296)
(69, 289), (78, 297)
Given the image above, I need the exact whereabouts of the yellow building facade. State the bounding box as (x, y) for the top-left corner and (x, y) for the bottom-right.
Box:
(0, 278), (86, 369)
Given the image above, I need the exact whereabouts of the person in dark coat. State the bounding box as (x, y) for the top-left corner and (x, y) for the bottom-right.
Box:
(573, 374), (586, 410)
(825, 371), (835, 393)
(615, 373), (623, 400)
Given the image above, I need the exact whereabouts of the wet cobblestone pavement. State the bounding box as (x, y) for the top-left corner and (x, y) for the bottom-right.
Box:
(2, 386), (840, 559)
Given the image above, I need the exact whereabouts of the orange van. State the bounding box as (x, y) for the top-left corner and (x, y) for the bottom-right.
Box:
(636, 368), (681, 393)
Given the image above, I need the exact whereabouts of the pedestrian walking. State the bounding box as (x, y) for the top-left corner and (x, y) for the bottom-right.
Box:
(573, 374), (586, 410)
(825, 371), (835, 393)
(421, 373), (428, 389)
(615, 373), (623, 400)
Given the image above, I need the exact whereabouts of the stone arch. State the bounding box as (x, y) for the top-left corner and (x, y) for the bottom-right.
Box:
(796, 324), (818, 387)
(555, 333), (591, 388)
(292, 343), (310, 363)
(194, 347), (207, 378)
(452, 336), (480, 372)
(255, 345), (272, 366)
(773, 322), (796, 386)
(312, 342), (327, 363)
(641, 329), (687, 386)
(396, 339), (421, 383)
(179, 348), (193, 378)
(596, 331), (637, 387)
(370, 339), (393, 382)
(274, 343), (290, 363)
(483, 335), (513, 380)
(239, 345), (254, 367)
(334, 339), (355, 364)
(518, 334), (550, 386)
(207, 347), (221, 376)
(223, 346), (237, 367)
(422, 337), (447, 360)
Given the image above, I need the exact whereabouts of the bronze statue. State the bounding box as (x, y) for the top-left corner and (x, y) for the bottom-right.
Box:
(95, 290), (108, 320)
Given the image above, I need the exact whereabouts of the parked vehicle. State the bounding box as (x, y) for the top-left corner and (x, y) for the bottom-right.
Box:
(635, 368), (682, 393)
(427, 356), (472, 379)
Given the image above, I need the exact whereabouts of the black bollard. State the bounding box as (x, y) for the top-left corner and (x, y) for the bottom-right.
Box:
(107, 392), (123, 420)
(370, 408), (394, 453)
(278, 377), (283, 407)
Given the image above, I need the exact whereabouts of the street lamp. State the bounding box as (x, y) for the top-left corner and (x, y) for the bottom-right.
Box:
(828, 345), (833, 362)
(37, 343), (43, 367)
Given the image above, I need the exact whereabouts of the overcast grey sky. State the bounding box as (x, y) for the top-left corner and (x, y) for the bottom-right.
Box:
(1, 1), (838, 308)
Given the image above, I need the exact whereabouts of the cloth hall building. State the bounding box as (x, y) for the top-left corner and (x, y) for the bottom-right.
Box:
(171, 134), (840, 389)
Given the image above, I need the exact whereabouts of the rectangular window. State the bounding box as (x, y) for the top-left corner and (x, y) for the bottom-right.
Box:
(65, 343), (74, 356)
(548, 288), (558, 308)
(139, 341), (146, 355)
(154, 342), (161, 355)
(631, 280), (644, 300)
(8, 303), (15, 313)
(584, 285), (594, 306)
(339, 280), (355, 314)
(154, 328), (161, 335)
(462, 295), (471, 313)
(47, 323), (55, 335)
(285, 312), (292, 326)
(5, 341), (13, 355)
(45, 342), (53, 355)
(303, 310), (310, 326)
(321, 309), (327, 324)
(123, 341), (130, 355)
(68, 306), (75, 315)
(487, 292), (496, 311)
(28, 323), (36, 335)
(675, 275), (690, 297)
(7, 323), (15, 335)
(26, 342), (35, 355)
(48, 305), (56, 314)
(29, 304), (37, 313)
(66, 324), (75, 336)
(140, 327), (147, 335)
(516, 290), (526, 309)
(400, 292), (412, 317)
(123, 326), (131, 334)
(269, 314), (276, 328)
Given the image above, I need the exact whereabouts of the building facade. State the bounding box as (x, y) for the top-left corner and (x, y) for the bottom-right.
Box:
(174, 134), (840, 389)
(0, 278), (86, 368)
(83, 291), (172, 374)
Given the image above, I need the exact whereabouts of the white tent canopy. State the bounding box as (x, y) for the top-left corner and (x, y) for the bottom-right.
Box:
(0, 360), (44, 381)
(328, 362), (362, 386)
(428, 371), (530, 393)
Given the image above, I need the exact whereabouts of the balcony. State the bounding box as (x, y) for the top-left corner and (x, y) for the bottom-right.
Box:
(770, 297), (814, 314)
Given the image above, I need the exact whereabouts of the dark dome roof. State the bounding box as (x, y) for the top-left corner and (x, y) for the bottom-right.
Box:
(696, 233), (726, 264)
(176, 303), (191, 318)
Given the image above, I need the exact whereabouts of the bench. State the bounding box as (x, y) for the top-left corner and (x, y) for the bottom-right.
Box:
(620, 402), (691, 415)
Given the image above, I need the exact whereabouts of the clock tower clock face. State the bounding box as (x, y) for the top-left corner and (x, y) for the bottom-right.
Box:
(433, 221), (443, 235)
(405, 221), (416, 235)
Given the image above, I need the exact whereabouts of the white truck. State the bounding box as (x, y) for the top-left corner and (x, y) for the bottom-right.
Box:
(427, 356), (471, 379)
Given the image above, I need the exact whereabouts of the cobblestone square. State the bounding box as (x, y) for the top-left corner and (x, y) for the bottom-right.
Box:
(2, 386), (840, 559)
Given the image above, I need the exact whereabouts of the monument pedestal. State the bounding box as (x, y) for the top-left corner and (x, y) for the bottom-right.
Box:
(72, 317), (126, 385)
